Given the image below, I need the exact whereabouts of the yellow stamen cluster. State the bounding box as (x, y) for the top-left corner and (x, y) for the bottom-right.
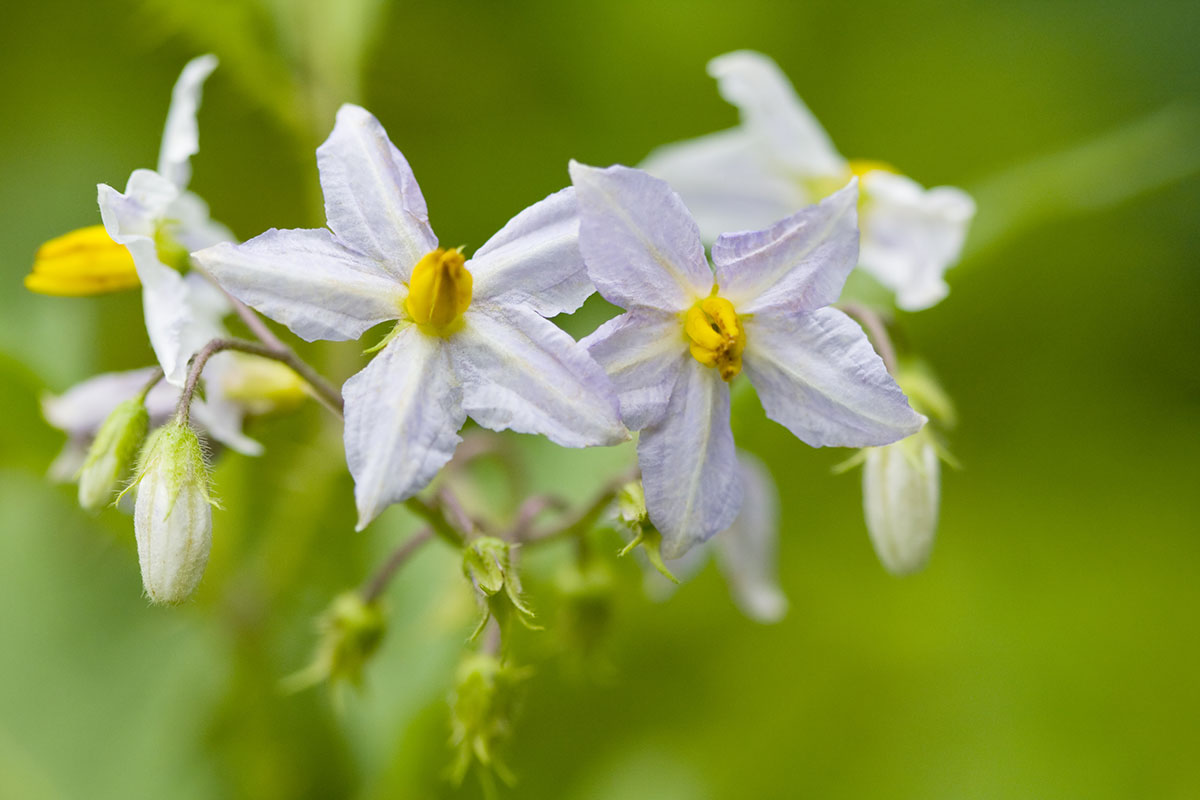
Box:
(847, 159), (897, 180)
(405, 248), (473, 332)
(685, 296), (746, 381)
(25, 225), (140, 296)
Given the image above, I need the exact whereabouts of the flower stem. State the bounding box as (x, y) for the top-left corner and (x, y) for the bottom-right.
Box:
(175, 337), (344, 425)
(360, 527), (434, 604)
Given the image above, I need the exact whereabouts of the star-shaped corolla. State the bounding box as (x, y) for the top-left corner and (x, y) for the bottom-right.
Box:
(571, 162), (924, 557)
(641, 50), (975, 311)
(195, 105), (627, 529)
(96, 54), (236, 386)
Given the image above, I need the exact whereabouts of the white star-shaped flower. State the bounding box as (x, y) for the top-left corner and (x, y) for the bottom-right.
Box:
(641, 50), (976, 311)
(196, 105), (627, 529)
(97, 54), (236, 386)
(571, 162), (924, 557)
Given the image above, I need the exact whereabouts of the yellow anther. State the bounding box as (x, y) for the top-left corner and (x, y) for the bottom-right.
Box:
(684, 296), (745, 381)
(25, 225), (140, 296)
(405, 247), (472, 331)
(847, 159), (897, 180)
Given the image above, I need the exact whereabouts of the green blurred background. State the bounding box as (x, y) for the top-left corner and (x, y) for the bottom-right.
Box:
(1, 0), (1197, 797)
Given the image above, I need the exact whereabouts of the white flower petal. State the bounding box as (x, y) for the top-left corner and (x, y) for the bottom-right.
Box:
(450, 303), (626, 447)
(156, 54), (218, 191)
(317, 104), (438, 280)
(715, 452), (787, 623)
(712, 179), (859, 314)
(469, 187), (592, 317)
(641, 127), (808, 244)
(42, 368), (162, 438)
(343, 325), (465, 529)
(169, 191), (234, 252)
(194, 229), (404, 342)
(638, 358), (741, 558)
(858, 171), (976, 311)
(863, 435), (940, 575)
(99, 170), (177, 241)
(580, 308), (687, 430)
(708, 50), (846, 178)
(742, 307), (924, 447)
(569, 161), (713, 312)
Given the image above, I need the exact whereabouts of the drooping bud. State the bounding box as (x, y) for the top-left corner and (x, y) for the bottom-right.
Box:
(862, 429), (940, 575)
(462, 537), (539, 637)
(282, 592), (387, 695)
(405, 247), (472, 330)
(77, 397), (149, 512)
(448, 652), (529, 789)
(130, 421), (214, 604)
(24, 225), (140, 296)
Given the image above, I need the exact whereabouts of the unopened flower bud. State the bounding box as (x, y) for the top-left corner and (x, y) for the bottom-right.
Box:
(448, 652), (529, 788)
(863, 430), (939, 575)
(77, 398), (148, 512)
(462, 537), (539, 637)
(282, 592), (386, 695)
(131, 421), (214, 604)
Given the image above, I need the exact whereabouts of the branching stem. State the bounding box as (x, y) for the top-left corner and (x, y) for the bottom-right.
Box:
(361, 527), (434, 604)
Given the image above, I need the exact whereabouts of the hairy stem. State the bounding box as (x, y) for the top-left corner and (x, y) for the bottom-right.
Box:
(175, 337), (344, 425)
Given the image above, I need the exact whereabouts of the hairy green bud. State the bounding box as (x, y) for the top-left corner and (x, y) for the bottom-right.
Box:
(77, 398), (148, 512)
(130, 421), (213, 604)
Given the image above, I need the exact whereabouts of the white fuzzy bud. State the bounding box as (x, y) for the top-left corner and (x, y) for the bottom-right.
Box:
(131, 421), (213, 604)
(863, 432), (940, 576)
(77, 398), (149, 512)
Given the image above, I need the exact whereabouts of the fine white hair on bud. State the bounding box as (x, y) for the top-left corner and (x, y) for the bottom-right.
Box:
(862, 432), (940, 576)
(77, 397), (149, 513)
(130, 420), (214, 604)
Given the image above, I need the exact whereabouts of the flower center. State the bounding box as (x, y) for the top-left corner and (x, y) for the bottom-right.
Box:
(405, 247), (473, 331)
(684, 296), (745, 381)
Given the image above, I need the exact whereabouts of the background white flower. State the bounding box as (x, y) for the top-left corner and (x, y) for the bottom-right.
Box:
(96, 54), (236, 385)
(641, 50), (976, 311)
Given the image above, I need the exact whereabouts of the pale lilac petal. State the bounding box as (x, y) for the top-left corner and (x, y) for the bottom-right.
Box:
(640, 127), (808, 243)
(715, 452), (787, 623)
(569, 161), (713, 312)
(708, 50), (846, 178)
(157, 54), (218, 191)
(450, 303), (626, 447)
(712, 179), (859, 314)
(318, 104), (437, 280)
(580, 308), (687, 431)
(42, 368), (162, 438)
(194, 229), (404, 342)
(343, 325), (465, 529)
(469, 187), (592, 317)
(742, 307), (924, 447)
(863, 435), (940, 575)
(858, 171), (976, 311)
(169, 191), (234, 252)
(638, 359), (741, 558)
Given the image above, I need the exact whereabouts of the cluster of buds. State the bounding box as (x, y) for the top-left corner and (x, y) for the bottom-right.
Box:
(462, 537), (540, 639)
